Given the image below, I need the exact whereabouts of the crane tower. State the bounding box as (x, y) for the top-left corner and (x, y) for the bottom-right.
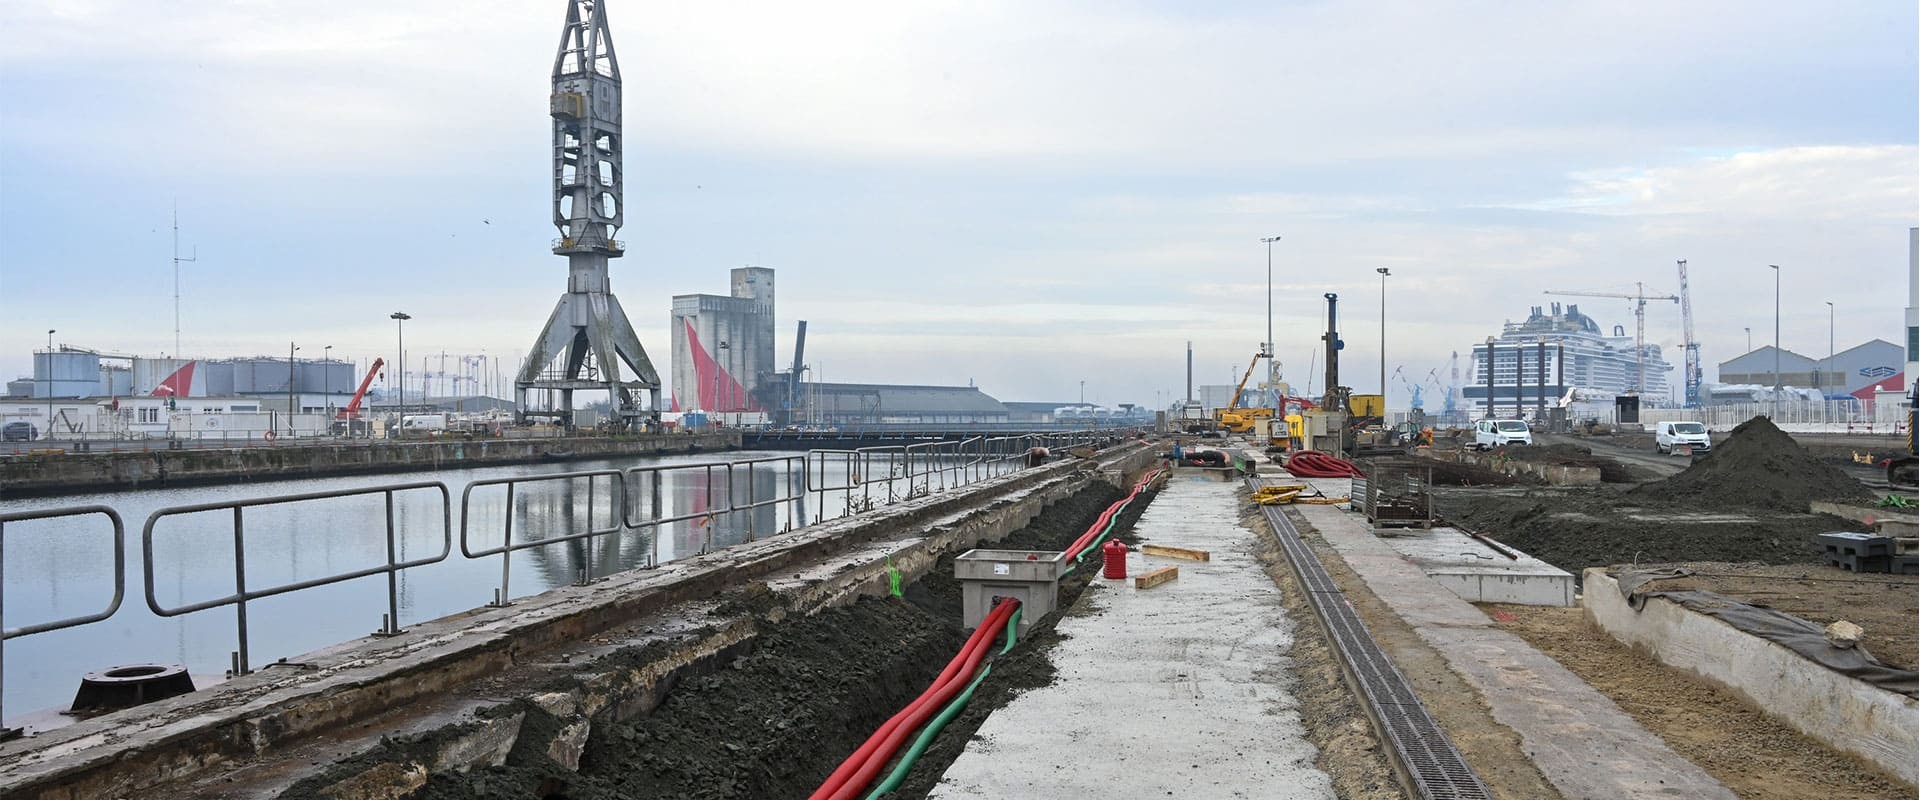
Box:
(1677, 260), (1701, 407)
(515, 0), (662, 429)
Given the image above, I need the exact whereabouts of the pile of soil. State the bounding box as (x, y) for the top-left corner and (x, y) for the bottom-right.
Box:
(1633, 416), (1871, 511)
(1438, 490), (1863, 575)
(1369, 455), (1530, 487)
(395, 482), (1155, 800)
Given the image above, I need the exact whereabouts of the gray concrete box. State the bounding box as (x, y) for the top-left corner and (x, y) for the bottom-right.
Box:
(956, 549), (1066, 635)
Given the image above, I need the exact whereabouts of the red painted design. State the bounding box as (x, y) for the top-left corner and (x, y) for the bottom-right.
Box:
(683, 319), (759, 411)
(153, 360), (196, 397)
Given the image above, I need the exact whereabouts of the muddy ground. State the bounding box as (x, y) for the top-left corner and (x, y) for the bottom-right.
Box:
(384, 482), (1151, 800)
(1501, 442), (1657, 483)
(1438, 418), (1876, 575)
(1617, 562), (1918, 671)
(1485, 603), (1913, 800)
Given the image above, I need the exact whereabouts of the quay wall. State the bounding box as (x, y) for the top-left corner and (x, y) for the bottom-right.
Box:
(0, 432), (741, 496)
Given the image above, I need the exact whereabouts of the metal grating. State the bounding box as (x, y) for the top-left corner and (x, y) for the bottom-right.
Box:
(1257, 490), (1493, 800)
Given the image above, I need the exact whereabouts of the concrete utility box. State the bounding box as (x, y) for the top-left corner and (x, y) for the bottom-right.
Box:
(955, 549), (1066, 635)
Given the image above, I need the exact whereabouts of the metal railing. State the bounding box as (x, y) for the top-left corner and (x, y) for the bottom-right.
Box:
(4, 433), (1112, 719)
(1, 506), (124, 738)
(460, 469), (625, 607)
(623, 455), (807, 562)
(142, 482), (452, 676)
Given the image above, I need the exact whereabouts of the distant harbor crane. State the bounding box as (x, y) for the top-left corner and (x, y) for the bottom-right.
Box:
(1676, 259), (1702, 407)
(1542, 284), (1678, 394)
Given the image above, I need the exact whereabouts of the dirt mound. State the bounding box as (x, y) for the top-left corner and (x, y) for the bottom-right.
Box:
(1439, 490), (1863, 574)
(1633, 417), (1870, 511)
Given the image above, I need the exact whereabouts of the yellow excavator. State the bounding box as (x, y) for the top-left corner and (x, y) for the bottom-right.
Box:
(1214, 352), (1273, 434)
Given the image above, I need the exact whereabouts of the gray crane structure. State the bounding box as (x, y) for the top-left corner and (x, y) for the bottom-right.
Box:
(515, 0), (662, 429)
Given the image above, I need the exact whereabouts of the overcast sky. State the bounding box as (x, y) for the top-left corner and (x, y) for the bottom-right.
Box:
(2, 1), (1914, 408)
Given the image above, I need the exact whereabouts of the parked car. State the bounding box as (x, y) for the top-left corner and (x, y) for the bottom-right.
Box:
(1472, 419), (1533, 450)
(2, 421), (39, 442)
(1654, 421), (1712, 454)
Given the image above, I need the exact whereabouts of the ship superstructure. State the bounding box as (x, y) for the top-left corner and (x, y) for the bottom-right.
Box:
(1463, 303), (1674, 418)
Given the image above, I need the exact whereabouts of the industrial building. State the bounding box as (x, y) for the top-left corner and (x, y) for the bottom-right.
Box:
(1715, 339), (1906, 402)
(1464, 303), (1675, 418)
(670, 267), (776, 412)
(13, 346), (357, 408)
(757, 375), (1009, 427)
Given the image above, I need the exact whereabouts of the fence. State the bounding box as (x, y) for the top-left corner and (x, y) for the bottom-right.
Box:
(142, 482), (454, 676)
(4, 434), (1092, 719)
(1, 506), (124, 739)
(1640, 398), (1912, 434)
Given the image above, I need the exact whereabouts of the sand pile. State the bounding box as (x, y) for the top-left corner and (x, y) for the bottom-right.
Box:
(1632, 416), (1870, 511)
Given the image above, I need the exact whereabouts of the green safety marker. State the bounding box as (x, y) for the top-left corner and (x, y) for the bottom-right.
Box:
(886, 556), (904, 597)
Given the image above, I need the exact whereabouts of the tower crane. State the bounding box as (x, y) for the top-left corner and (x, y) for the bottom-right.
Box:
(1676, 259), (1701, 407)
(1543, 283), (1678, 394)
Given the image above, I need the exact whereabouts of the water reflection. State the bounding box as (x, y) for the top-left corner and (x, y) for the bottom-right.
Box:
(0, 449), (1023, 723)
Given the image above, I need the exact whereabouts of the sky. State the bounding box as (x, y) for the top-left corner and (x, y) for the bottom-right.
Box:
(1, 0), (1914, 409)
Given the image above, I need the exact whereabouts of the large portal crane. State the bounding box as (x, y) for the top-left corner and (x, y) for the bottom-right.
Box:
(1543, 284), (1678, 394)
(515, 0), (662, 429)
(1676, 259), (1702, 407)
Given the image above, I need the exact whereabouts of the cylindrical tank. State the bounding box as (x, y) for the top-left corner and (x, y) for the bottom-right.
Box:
(37, 350), (102, 397)
(99, 366), (132, 397)
(202, 360), (235, 396)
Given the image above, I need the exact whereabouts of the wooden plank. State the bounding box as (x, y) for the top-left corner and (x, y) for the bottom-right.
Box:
(1134, 566), (1179, 590)
(1140, 544), (1210, 562)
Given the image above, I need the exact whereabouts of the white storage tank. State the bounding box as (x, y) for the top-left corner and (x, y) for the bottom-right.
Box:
(34, 349), (102, 398)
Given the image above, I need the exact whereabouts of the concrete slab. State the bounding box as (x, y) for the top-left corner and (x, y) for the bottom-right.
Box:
(1377, 528), (1575, 607)
(931, 479), (1335, 800)
(1282, 476), (1737, 800)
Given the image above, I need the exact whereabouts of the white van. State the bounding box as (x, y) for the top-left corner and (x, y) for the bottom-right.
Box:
(1654, 421), (1711, 454)
(1473, 419), (1533, 450)
(401, 414), (448, 432)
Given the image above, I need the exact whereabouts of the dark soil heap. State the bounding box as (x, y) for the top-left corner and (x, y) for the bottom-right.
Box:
(1632, 416), (1871, 511)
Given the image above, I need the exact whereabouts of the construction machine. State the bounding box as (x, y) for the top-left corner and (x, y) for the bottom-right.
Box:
(1214, 351), (1273, 434)
(1890, 383), (1918, 491)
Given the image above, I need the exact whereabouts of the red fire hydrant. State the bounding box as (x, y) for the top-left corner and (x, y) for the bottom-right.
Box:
(1101, 539), (1129, 579)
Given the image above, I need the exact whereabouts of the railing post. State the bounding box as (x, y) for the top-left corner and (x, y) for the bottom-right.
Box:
(579, 475), (595, 585)
(231, 506), (250, 676)
(745, 463), (756, 541)
(493, 482), (515, 607)
(380, 489), (401, 636)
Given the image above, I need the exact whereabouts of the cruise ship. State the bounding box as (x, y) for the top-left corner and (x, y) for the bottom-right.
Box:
(1463, 303), (1675, 418)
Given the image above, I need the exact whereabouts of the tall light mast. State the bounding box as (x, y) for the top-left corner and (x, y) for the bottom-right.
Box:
(515, 0), (661, 428)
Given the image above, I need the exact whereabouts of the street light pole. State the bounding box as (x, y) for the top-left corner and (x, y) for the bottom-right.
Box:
(1261, 236), (1282, 411)
(1768, 265), (1780, 418)
(1745, 327), (1751, 354)
(390, 312), (410, 436)
(1825, 301), (1834, 399)
(45, 329), (55, 440)
(1377, 267), (1391, 405)
(287, 342), (300, 436)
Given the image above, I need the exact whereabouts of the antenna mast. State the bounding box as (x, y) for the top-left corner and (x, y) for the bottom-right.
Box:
(171, 202), (197, 357)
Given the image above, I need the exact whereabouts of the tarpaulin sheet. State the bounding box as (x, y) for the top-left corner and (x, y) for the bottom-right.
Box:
(1612, 567), (1918, 697)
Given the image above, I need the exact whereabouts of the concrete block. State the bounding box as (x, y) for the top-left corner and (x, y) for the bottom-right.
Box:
(546, 718), (591, 771)
(429, 711), (524, 772)
(1584, 569), (1918, 787)
(313, 761), (428, 800)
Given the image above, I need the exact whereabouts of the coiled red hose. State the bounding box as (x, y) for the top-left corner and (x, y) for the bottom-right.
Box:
(809, 598), (1020, 800)
(1286, 450), (1365, 478)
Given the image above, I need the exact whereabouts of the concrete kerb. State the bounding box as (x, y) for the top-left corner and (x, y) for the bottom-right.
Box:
(0, 442), (1154, 800)
(1584, 569), (1919, 788)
